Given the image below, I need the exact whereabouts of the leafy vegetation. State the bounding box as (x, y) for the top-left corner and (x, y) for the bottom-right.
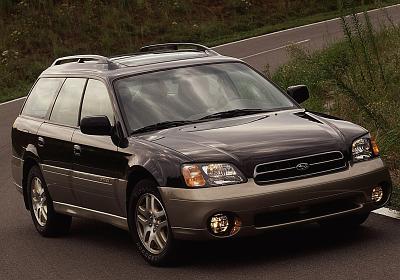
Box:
(1, 0), (399, 102)
(272, 11), (400, 209)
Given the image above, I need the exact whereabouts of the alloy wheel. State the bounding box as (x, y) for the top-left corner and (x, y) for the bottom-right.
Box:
(31, 177), (48, 227)
(135, 193), (169, 255)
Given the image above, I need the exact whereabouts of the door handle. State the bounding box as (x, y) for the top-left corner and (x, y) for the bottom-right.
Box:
(38, 137), (45, 147)
(73, 145), (81, 156)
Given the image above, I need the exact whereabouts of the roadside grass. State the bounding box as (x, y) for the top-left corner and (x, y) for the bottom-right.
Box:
(272, 11), (400, 209)
(0, 84), (31, 103)
(389, 171), (400, 209)
(206, 1), (400, 47)
(1, 0), (399, 103)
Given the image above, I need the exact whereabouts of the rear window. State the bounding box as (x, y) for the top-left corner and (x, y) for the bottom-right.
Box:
(49, 78), (87, 126)
(21, 78), (64, 119)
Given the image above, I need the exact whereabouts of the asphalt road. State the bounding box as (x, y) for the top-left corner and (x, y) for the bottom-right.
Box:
(1, 4), (400, 280)
(214, 3), (400, 72)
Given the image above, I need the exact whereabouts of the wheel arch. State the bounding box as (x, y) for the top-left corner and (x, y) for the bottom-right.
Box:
(126, 166), (158, 214)
(22, 153), (41, 210)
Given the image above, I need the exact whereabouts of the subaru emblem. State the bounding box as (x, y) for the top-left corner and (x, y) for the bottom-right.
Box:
(296, 163), (310, 171)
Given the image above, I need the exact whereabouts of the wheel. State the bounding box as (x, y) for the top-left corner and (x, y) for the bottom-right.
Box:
(128, 179), (178, 266)
(27, 165), (72, 237)
(319, 212), (370, 229)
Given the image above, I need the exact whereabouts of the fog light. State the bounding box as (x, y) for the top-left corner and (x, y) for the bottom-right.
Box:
(372, 186), (384, 202)
(210, 214), (229, 235)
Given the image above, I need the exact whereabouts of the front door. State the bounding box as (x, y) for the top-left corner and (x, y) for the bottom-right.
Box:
(71, 79), (126, 216)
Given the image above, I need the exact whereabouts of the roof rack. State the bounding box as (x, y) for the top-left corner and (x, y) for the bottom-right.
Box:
(139, 43), (219, 55)
(51, 55), (120, 69)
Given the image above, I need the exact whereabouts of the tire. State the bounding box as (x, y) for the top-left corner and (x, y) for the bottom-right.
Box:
(319, 212), (370, 229)
(128, 178), (178, 266)
(27, 165), (72, 237)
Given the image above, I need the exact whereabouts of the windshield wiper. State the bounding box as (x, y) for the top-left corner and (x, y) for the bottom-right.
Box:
(198, 109), (272, 120)
(132, 120), (196, 134)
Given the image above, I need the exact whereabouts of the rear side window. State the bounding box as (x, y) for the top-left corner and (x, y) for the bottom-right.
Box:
(22, 78), (64, 119)
(50, 78), (86, 126)
(80, 79), (114, 125)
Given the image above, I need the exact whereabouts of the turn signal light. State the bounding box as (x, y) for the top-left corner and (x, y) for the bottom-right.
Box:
(182, 165), (206, 187)
(230, 217), (242, 236)
(371, 138), (380, 156)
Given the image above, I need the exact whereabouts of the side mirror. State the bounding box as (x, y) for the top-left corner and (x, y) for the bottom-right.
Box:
(80, 116), (112, 136)
(287, 85), (310, 104)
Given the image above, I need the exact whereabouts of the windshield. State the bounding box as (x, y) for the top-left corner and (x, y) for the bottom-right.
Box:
(115, 62), (296, 133)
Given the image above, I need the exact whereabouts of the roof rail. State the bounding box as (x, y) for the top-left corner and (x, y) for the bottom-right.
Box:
(140, 43), (219, 55)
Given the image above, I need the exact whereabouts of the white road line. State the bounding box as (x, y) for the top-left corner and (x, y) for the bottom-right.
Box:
(373, 208), (400, 220)
(239, 39), (311, 60)
(213, 3), (400, 49)
(0, 96), (26, 107)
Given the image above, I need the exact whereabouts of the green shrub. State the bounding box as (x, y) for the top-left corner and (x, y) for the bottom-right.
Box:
(0, 0), (397, 102)
(272, 11), (400, 208)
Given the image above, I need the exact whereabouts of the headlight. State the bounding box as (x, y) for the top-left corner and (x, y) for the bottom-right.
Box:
(352, 135), (379, 162)
(182, 163), (246, 187)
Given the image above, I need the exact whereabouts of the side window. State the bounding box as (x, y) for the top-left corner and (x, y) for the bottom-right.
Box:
(22, 78), (64, 119)
(50, 78), (86, 126)
(80, 79), (114, 125)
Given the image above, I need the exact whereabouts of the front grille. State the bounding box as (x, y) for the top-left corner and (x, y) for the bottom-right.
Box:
(254, 151), (347, 184)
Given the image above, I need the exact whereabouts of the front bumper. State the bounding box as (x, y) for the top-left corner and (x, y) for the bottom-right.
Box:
(159, 158), (392, 240)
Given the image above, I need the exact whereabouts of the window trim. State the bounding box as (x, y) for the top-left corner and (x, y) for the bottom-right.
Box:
(77, 79), (89, 127)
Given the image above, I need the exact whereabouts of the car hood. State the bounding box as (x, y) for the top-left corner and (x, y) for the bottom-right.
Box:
(137, 109), (367, 177)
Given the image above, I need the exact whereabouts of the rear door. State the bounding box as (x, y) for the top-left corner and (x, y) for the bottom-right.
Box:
(37, 78), (87, 205)
(71, 79), (126, 216)
(12, 78), (64, 186)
